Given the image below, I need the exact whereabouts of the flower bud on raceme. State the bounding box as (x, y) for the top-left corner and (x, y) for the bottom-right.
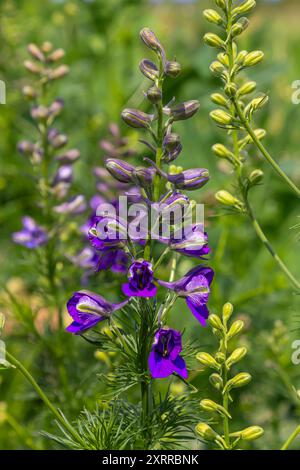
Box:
(203, 33), (225, 49)
(166, 100), (200, 121)
(200, 399), (232, 419)
(225, 372), (252, 391)
(209, 61), (225, 77)
(224, 82), (237, 97)
(222, 302), (234, 324)
(237, 81), (257, 96)
(231, 17), (250, 37)
(28, 43), (45, 62)
(165, 60), (181, 78)
(31, 105), (49, 121)
(18, 141), (35, 156)
(139, 59), (159, 81)
(133, 167), (156, 188)
(41, 41), (53, 53)
(226, 347), (247, 368)
(240, 426), (264, 441)
(56, 149), (81, 164)
(209, 373), (223, 391)
(214, 0), (226, 10)
(208, 314), (223, 331)
(210, 109), (233, 125)
(227, 320), (244, 339)
(22, 85), (38, 100)
(105, 158), (135, 183)
(217, 52), (229, 67)
(212, 144), (234, 160)
(232, 0), (256, 16)
(249, 169), (264, 185)
(24, 61), (41, 74)
(215, 190), (241, 207)
(210, 93), (228, 107)
(47, 48), (65, 62)
(242, 51), (264, 67)
(49, 65), (70, 80)
(196, 352), (220, 371)
(140, 28), (164, 54)
(121, 108), (153, 129)
(195, 423), (218, 442)
(203, 9), (223, 26)
(146, 85), (162, 104)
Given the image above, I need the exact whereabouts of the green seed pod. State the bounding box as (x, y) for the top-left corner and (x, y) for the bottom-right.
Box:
(222, 302), (234, 323)
(165, 60), (181, 78)
(226, 372), (252, 391)
(212, 144), (234, 160)
(210, 109), (233, 125)
(195, 423), (218, 442)
(231, 17), (250, 37)
(196, 352), (220, 371)
(227, 320), (244, 339)
(211, 93), (228, 107)
(249, 169), (264, 185)
(146, 85), (162, 104)
(214, 0), (226, 9)
(240, 426), (264, 441)
(233, 0), (256, 16)
(242, 50), (264, 67)
(237, 81), (257, 96)
(203, 9), (223, 26)
(208, 314), (224, 331)
(209, 373), (223, 390)
(209, 61), (225, 77)
(215, 190), (241, 207)
(226, 347), (247, 368)
(204, 33), (225, 49)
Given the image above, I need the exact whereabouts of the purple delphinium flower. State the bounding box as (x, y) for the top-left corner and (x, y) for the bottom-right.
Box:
(122, 260), (157, 297)
(148, 328), (187, 379)
(12, 216), (48, 249)
(88, 215), (128, 251)
(157, 266), (214, 326)
(97, 249), (129, 274)
(169, 224), (210, 258)
(66, 290), (128, 334)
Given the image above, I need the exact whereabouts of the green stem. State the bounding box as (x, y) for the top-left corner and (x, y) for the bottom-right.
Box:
(6, 351), (84, 447)
(281, 425), (300, 450)
(233, 98), (300, 198)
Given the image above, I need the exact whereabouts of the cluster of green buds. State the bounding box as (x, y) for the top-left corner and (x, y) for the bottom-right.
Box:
(203, 0), (267, 210)
(195, 302), (264, 450)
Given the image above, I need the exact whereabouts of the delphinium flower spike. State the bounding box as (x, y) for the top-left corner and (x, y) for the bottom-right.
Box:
(195, 302), (264, 450)
(203, 0), (300, 292)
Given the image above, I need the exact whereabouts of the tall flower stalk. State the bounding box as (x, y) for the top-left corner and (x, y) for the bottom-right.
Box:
(203, 0), (300, 292)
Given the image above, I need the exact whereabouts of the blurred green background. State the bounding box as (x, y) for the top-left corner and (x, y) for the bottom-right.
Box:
(0, 0), (300, 450)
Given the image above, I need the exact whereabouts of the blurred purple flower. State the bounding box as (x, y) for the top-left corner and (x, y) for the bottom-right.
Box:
(148, 328), (187, 379)
(53, 195), (86, 214)
(12, 216), (48, 249)
(122, 260), (157, 297)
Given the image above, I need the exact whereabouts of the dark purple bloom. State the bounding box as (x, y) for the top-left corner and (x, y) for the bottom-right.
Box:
(122, 260), (157, 297)
(66, 290), (128, 334)
(157, 266), (214, 326)
(96, 249), (128, 274)
(12, 216), (48, 249)
(146, 160), (209, 191)
(88, 215), (128, 251)
(148, 328), (187, 379)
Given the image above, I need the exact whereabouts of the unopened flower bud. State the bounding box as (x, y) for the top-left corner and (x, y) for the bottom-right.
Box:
(49, 65), (70, 80)
(212, 144), (234, 160)
(209, 61), (225, 77)
(208, 314), (223, 330)
(139, 59), (159, 80)
(133, 167), (156, 187)
(226, 347), (247, 368)
(18, 141), (35, 155)
(249, 169), (264, 185)
(22, 85), (38, 100)
(248, 95), (269, 112)
(215, 351), (226, 364)
(227, 320), (244, 339)
(211, 93), (228, 107)
(165, 60), (181, 78)
(200, 399), (231, 418)
(222, 302), (234, 323)
(28, 43), (45, 62)
(24, 60), (41, 74)
(203, 9), (223, 25)
(214, 0), (226, 10)
(240, 426), (264, 441)
(196, 352), (220, 371)
(225, 372), (252, 391)
(224, 82), (237, 97)
(210, 109), (233, 125)
(238, 81), (257, 96)
(209, 373), (223, 390)
(121, 108), (153, 129)
(217, 52), (229, 67)
(140, 28), (163, 53)
(233, 0), (256, 16)
(231, 17), (250, 37)
(215, 190), (241, 207)
(204, 33), (225, 49)
(31, 105), (49, 121)
(41, 41), (53, 53)
(105, 158), (135, 183)
(195, 423), (218, 442)
(242, 50), (264, 67)
(166, 100), (200, 121)
(56, 149), (81, 164)
(146, 85), (162, 103)
(47, 48), (65, 62)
